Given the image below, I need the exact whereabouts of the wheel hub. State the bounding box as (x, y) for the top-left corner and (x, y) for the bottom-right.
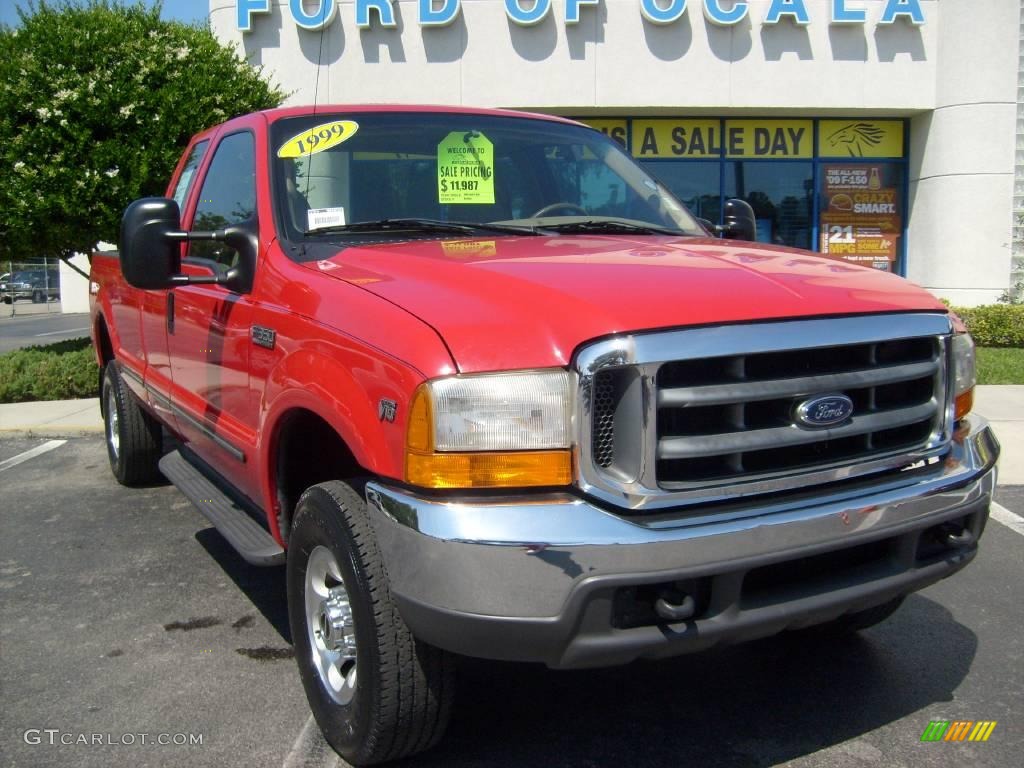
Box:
(106, 386), (120, 459)
(316, 590), (356, 655)
(304, 545), (358, 705)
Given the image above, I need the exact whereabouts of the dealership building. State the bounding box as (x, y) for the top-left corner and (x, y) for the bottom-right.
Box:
(209, 0), (1021, 305)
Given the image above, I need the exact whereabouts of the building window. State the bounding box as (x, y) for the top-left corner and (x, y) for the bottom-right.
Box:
(725, 161), (813, 250)
(640, 160), (721, 224)
(583, 117), (907, 273)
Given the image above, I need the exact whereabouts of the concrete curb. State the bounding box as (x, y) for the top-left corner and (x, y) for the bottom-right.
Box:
(0, 397), (103, 436)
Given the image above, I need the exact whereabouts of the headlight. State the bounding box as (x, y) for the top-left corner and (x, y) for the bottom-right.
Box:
(951, 332), (976, 421)
(405, 369), (574, 489)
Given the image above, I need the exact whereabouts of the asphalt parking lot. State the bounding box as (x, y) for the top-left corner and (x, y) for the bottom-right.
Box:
(2, 435), (1022, 768)
(0, 309), (92, 353)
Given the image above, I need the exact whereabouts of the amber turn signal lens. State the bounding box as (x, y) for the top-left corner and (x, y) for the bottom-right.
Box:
(955, 387), (974, 421)
(405, 450), (572, 489)
(406, 385), (433, 452)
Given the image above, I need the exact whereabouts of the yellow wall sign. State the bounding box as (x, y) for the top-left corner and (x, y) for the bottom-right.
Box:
(437, 131), (495, 204)
(573, 117), (907, 161)
(723, 120), (813, 158)
(632, 120), (721, 159)
(277, 120), (359, 158)
(820, 120), (904, 158)
(584, 119), (629, 151)
(627, 119), (812, 159)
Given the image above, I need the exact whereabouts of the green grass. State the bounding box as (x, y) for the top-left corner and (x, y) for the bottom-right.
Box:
(976, 346), (1024, 385)
(0, 336), (99, 403)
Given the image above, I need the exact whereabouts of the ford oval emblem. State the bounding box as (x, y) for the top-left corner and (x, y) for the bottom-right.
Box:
(794, 394), (854, 428)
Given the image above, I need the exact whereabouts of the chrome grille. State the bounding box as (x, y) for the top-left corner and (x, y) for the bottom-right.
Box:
(656, 337), (940, 486)
(575, 314), (953, 511)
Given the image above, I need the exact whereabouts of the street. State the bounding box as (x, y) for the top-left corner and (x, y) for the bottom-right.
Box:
(0, 309), (91, 354)
(1, 435), (1021, 768)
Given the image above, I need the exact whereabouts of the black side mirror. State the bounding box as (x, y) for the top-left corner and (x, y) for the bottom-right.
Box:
(119, 197), (257, 292)
(719, 198), (757, 242)
(120, 198), (183, 290)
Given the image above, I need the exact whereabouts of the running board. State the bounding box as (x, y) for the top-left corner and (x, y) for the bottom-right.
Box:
(159, 450), (285, 566)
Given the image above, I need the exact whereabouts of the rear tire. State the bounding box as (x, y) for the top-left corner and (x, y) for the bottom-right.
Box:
(287, 481), (454, 766)
(102, 362), (164, 486)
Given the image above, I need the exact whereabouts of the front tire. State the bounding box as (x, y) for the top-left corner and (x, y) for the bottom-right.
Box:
(102, 362), (163, 486)
(287, 481), (454, 766)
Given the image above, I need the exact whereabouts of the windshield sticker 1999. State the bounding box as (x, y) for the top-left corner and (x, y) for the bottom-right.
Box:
(278, 120), (359, 158)
(437, 131), (495, 205)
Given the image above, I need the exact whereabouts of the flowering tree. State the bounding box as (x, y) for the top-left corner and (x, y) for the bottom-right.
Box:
(0, 1), (283, 267)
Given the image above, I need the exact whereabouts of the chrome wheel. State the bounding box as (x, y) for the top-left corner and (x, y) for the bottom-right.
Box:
(106, 386), (120, 459)
(305, 545), (358, 705)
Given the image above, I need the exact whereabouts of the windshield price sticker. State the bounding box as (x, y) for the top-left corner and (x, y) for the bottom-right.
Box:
(437, 131), (495, 204)
(308, 206), (346, 231)
(278, 120), (360, 159)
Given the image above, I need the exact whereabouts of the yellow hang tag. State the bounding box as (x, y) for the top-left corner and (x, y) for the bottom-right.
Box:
(277, 120), (359, 159)
(437, 131), (495, 205)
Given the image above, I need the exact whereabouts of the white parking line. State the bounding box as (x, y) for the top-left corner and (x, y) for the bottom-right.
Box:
(282, 715), (341, 768)
(34, 327), (90, 337)
(0, 439), (67, 473)
(990, 502), (1024, 538)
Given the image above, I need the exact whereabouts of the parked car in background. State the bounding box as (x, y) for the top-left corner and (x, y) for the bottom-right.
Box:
(1, 269), (59, 303)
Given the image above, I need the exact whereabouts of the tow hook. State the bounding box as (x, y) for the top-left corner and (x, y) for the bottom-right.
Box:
(942, 524), (975, 548)
(654, 593), (696, 622)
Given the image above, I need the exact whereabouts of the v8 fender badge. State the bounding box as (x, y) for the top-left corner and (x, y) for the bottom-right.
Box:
(378, 399), (397, 423)
(794, 393), (854, 428)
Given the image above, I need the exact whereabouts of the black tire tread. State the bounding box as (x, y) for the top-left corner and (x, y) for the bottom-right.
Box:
(103, 363), (163, 486)
(295, 481), (454, 765)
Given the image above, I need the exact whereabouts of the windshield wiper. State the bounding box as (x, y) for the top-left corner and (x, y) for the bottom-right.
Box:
(305, 218), (539, 237)
(536, 220), (688, 236)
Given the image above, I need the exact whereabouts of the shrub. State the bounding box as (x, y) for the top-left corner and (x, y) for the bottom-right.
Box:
(0, 336), (98, 403)
(950, 304), (1024, 348)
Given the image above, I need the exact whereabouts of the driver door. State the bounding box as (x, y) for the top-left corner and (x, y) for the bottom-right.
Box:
(166, 130), (259, 493)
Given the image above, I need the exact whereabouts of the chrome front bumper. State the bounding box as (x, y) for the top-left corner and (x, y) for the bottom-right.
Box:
(364, 417), (999, 669)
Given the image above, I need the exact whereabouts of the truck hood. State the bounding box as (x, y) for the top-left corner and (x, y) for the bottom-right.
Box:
(303, 235), (946, 373)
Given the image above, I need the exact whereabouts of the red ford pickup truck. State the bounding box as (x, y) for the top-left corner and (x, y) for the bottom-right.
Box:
(92, 105), (999, 765)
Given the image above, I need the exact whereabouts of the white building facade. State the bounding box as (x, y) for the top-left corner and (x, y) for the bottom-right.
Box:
(210, 0), (1020, 305)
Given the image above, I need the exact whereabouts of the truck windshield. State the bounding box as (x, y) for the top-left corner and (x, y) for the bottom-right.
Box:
(269, 111), (703, 248)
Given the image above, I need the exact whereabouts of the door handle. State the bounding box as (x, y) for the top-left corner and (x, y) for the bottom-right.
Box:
(166, 292), (175, 334)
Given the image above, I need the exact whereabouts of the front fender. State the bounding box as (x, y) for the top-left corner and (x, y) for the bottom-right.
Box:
(257, 341), (425, 527)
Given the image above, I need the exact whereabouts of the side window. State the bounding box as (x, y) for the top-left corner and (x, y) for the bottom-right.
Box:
(188, 132), (256, 271)
(170, 140), (208, 210)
